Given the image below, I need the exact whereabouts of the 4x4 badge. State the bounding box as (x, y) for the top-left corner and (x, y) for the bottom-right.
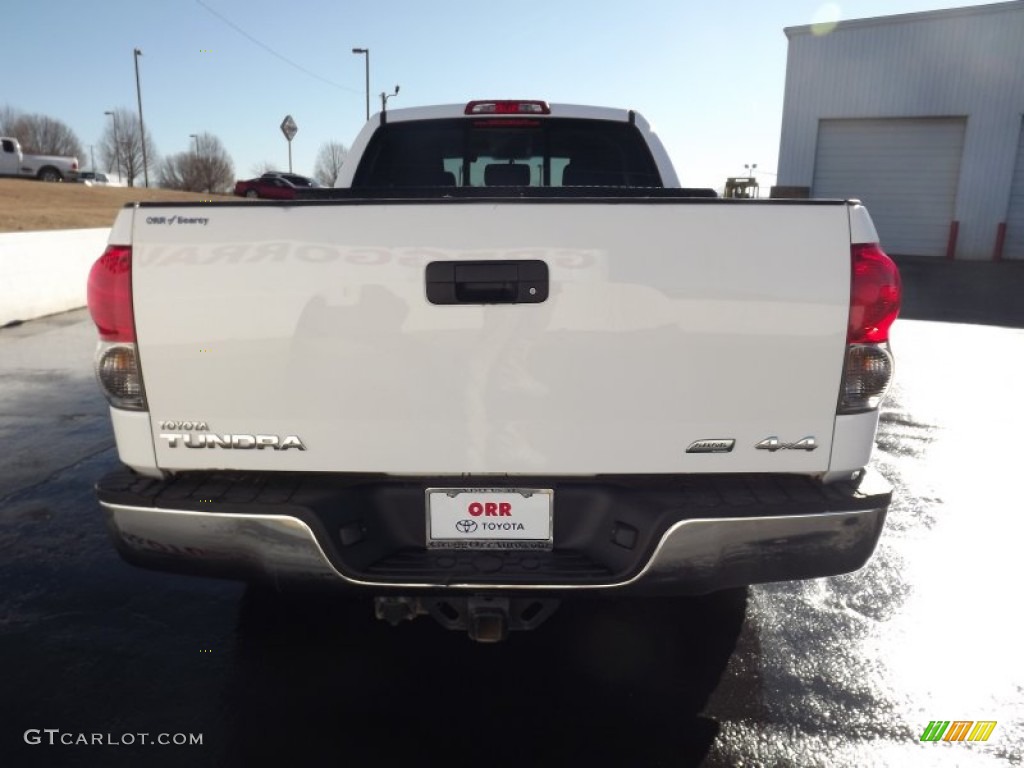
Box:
(755, 436), (817, 452)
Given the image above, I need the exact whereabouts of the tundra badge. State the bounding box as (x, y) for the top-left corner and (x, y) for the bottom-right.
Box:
(686, 439), (735, 454)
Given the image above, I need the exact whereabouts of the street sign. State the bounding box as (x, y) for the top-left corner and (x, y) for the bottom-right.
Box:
(280, 115), (298, 141)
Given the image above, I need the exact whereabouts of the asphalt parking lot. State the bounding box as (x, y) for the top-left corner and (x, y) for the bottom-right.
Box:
(1, 257), (1023, 767)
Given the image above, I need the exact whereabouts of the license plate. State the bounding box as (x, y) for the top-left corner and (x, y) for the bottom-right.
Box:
(426, 488), (553, 550)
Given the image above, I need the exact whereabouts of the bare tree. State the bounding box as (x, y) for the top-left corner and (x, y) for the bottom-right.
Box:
(250, 160), (279, 176)
(157, 153), (195, 191)
(313, 140), (348, 186)
(99, 108), (158, 187)
(158, 132), (235, 193)
(0, 105), (18, 135)
(0, 106), (83, 158)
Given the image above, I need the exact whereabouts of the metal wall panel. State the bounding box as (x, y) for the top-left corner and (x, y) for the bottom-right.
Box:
(778, 2), (1024, 259)
(1005, 119), (1024, 260)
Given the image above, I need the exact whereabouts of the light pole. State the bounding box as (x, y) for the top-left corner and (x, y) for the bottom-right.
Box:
(381, 85), (399, 114)
(743, 163), (759, 198)
(87, 144), (95, 172)
(133, 48), (149, 188)
(190, 134), (199, 157)
(104, 111), (121, 181)
(352, 47), (369, 121)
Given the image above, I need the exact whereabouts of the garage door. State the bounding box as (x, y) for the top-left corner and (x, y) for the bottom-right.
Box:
(812, 118), (966, 257)
(1004, 119), (1024, 260)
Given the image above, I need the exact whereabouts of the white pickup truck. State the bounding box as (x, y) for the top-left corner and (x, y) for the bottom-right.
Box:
(88, 100), (900, 641)
(0, 136), (79, 181)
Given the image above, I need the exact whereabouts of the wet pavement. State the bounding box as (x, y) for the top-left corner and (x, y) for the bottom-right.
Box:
(1, 292), (1023, 766)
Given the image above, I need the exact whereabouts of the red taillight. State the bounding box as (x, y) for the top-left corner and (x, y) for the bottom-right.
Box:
(88, 245), (135, 342)
(848, 243), (901, 344)
(465, 100), (551, 115)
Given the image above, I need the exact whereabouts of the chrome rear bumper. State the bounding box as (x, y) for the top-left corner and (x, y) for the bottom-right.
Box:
(100, 469), (889, 594)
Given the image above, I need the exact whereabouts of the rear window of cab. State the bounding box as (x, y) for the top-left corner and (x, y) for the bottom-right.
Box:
(352, 118), (663, 189)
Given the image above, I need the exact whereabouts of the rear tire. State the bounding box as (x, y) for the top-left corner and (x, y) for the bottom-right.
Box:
(37, 167), (62, 182)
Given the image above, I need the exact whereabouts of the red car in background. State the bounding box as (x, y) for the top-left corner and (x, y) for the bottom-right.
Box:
(233, 172), (320, 199)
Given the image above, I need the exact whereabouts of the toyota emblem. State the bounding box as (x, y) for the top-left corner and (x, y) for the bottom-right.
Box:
(455, 519), (478, 534)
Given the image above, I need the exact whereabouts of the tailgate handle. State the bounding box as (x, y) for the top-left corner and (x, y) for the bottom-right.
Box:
(426, 260), (548, 305)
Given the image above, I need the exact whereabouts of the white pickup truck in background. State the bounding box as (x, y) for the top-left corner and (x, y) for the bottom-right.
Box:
(0, 136), (79, 181)
(87, 100), (900, 641)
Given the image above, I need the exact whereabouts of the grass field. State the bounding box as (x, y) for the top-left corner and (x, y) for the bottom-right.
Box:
(0, 178), (238, 233)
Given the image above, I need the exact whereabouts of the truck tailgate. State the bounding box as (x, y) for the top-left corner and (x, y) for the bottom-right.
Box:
(130, 200), (851, 475)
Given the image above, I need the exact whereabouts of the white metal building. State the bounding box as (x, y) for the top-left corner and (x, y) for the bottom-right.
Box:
(776, 1), (1024, 260)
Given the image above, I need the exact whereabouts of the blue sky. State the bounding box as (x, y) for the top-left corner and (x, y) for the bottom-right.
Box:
(2, 0), (1000, 188)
